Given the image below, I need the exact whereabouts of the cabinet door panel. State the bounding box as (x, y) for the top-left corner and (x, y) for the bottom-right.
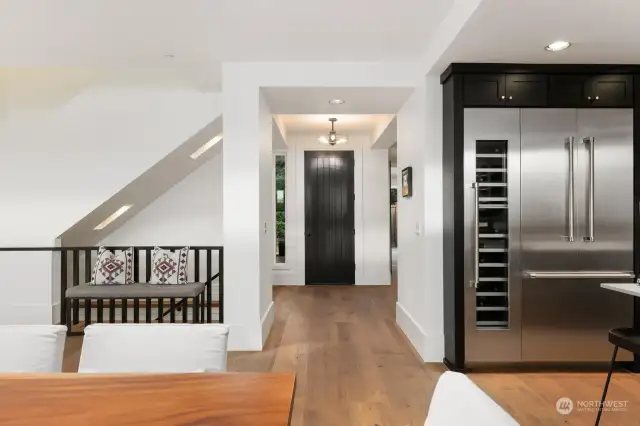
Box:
(549, 75), (589, 107)
(505, 74), (548, 107)
(463, 74), (506, 107)
(588, 75), (633, 107)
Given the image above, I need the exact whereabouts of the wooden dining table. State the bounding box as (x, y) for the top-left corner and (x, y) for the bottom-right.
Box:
(0, 372), (296, 426)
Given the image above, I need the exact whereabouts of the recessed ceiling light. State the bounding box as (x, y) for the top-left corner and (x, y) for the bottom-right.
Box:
(545, 41), (571, 52)
(94, 205), (132, 230)
(329, 98), (345, 105)
(190, 134), (223, 159)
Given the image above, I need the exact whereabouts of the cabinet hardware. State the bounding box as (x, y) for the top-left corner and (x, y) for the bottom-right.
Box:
(508, 96), (513, 100)
(501, 95), (505, 100)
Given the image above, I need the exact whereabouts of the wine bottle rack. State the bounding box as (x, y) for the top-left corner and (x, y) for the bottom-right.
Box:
(475, 140), (509, 329)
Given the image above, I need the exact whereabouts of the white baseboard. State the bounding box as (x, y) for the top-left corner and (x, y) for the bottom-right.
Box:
(0, 304), (54, 325)
(396, 302), (444, 362)
(261, 301), (275, 347)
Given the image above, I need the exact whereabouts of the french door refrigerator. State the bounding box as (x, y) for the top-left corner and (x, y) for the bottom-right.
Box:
(464, 108), (635, 364)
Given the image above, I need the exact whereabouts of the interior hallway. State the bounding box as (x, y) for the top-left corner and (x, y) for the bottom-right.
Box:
(63, 285), (640, 426)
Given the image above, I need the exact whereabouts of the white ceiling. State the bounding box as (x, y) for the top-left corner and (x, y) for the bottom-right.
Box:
(263, 87), (414, 114)
(435, 0), (640, 71)
(1, 0), (453, 86)
(276, 114), (395, 135)
(6, 0), (640, 92)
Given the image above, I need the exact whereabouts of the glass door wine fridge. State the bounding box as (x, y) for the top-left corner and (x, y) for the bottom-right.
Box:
(464, 109), (522, 363)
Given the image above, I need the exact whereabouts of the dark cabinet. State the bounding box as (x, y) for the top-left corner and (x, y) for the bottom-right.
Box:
(505, 74), (548, 107)
(588, 75), (633, 107)
(464, 72), (633, 108)
(463, 74), (505, 107)
(464, 74), (549, 107)
(549, 75), (590, 107)
(549, 74), (633, 107)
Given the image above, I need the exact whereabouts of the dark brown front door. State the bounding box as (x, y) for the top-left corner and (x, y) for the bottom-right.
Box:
(304, 151), (355, 284)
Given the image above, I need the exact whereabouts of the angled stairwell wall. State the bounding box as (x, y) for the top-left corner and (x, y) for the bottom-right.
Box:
(0, 68), (221, 324)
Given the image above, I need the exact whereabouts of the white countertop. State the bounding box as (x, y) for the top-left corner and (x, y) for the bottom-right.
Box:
(601, 283), (640, 297)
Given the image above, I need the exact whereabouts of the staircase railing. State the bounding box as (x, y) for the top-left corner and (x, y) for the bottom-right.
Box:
(0, 246), (224, 332)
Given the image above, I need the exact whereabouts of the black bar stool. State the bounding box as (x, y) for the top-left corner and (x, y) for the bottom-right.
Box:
(596, 327), (640, 425)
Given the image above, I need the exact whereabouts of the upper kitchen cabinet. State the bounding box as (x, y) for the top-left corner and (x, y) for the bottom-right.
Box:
(549, 75), (590, 107)
(505, 74), (549, 107)
(463, 74), (549, 107)
(587, 75), (633, 107)
(549, 74), (633, 107)
(463, 74), (506, 107)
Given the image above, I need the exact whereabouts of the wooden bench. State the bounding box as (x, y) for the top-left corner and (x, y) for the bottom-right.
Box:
(65, 283), (206, 336)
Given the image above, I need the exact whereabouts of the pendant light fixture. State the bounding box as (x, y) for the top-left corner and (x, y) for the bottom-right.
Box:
(318, 118), (348, 146)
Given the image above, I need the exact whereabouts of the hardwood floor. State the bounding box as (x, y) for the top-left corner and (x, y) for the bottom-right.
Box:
(63, 285), (640, 426)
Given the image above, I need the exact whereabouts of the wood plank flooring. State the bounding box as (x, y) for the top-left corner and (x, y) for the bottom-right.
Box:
(63, 285), (640, 426)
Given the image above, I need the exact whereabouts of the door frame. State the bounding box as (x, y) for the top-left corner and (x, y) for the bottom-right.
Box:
(303, 150), (355, 285)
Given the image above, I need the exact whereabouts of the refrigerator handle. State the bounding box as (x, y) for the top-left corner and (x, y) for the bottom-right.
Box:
(582, 137), (595, 242)
(565, 137), (575, 242)
(470, 182), (479, 288)
(525, 271), (635, 279)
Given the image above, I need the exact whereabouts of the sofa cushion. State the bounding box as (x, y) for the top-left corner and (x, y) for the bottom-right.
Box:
(66, 282), (206, 299)
(91, 246), (133, 285)
(149, 246), (189, 285)
(0, 325), (67, 373)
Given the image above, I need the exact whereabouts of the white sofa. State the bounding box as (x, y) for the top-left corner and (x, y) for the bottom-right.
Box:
(78, 323), (229, 373)
(425, 371), (520, 426)
(0, 325), (67, 372)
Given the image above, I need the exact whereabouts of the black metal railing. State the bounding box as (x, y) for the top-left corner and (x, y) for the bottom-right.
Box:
(0, 246), (223, 333)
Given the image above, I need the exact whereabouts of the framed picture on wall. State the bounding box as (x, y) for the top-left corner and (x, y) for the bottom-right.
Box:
(402, 167), (412, 198)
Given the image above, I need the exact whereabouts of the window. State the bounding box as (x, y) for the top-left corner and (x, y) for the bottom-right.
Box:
(275, 154), (286, 264)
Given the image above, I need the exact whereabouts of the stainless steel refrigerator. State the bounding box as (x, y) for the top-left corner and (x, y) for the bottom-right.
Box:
(464, 108), (635, 364)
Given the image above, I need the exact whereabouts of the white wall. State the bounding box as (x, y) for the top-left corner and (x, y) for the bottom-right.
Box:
(395, 76), (444, 362)
(222, 76), (276, 350)
(258, 93), (274, 344)
(0, 83), (220, 245)
(0, 251), (54, 324)
(0, 69), (220, 324)
(362, 146), (392, 284)
(100, 150), (223, 247)
(273, 133), (390, 286)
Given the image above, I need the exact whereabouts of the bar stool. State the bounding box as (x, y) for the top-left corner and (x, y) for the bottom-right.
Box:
(596, 327), (640, 426)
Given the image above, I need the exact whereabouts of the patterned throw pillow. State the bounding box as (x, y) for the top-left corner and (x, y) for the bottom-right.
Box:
(149, 246), (189, 285)
(91, 246), (133, 285)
